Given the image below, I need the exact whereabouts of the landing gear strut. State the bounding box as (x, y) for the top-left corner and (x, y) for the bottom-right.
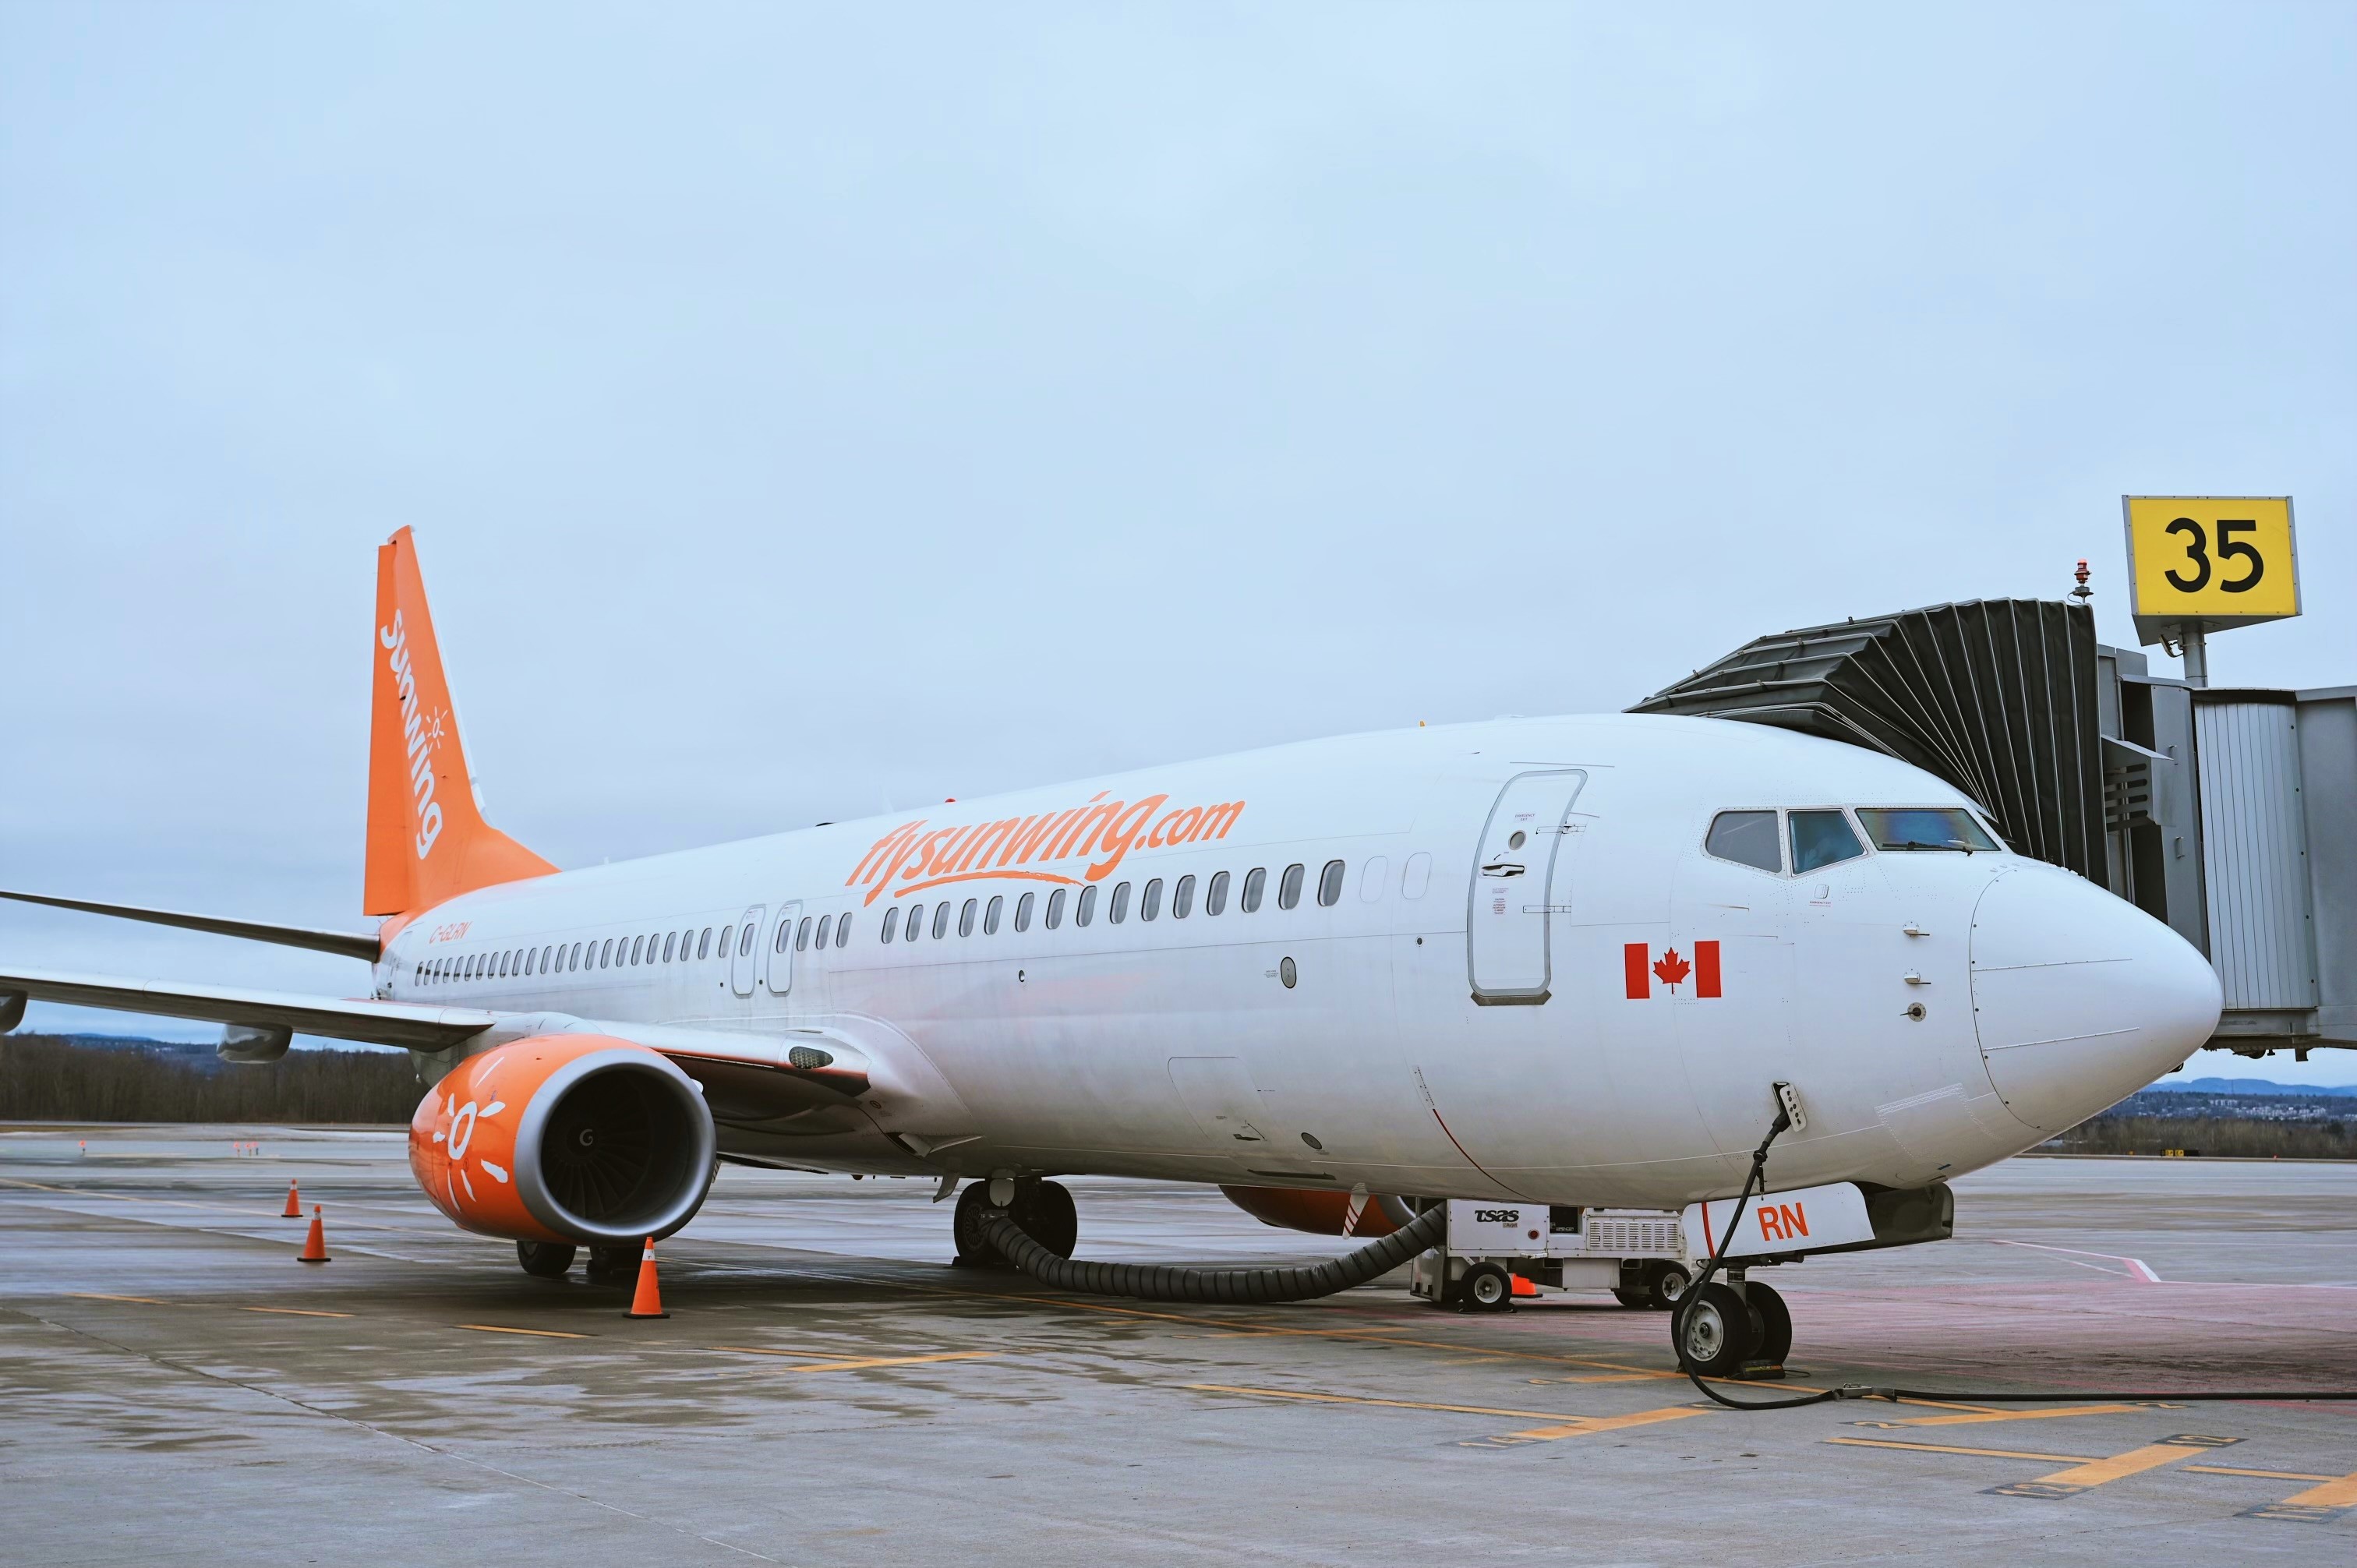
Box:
(584, 1245), (639, 1285)
(952, 1178), (1076, 1266)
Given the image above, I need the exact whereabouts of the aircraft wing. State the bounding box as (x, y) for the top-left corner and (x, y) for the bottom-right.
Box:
(0, 966), (493, 1051)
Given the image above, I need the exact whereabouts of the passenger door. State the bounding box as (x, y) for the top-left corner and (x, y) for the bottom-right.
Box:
(765, 900), (802, 998)
(730, 903), (765, 998)
(1466, 769), (1588, 1005)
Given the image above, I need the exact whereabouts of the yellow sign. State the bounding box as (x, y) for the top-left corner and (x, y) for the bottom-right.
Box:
(2122, 496), (2300, 645)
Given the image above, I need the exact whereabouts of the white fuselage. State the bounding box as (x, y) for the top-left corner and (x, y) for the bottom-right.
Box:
(376, 715), (2221, 1209)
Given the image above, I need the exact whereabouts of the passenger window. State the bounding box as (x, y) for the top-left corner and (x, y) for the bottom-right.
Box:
(1705, 810), (1783, 874)
(1790, 809), (1867, 873)
(1242, 867), (1266, 913)
(984, 895), (1003, 934)
(815, 914), (832, 948)
(1140, 878), (1162, 921)
(1278, 863), (1306, 909)
(835, 914), (850, 948)
(773, 921), (790, 955)
(796, 917), (811, 952)
(571, 942), (585, 971)
(1076, 885), (1097, 927)
(659, 933), (673, 962)
(1207, 870), (1230, 916)
(905, 903), (924, 941)
(543, 945), (556, 970)
(932, 902), (952, 939)
(1173, 874), (1195, 919)
(715, 927), (731, 962)
(958, 899), (977, 937)
(600, 938), (615, 968)
(739, 925), (755, 957)
(882, 906), (901, 942)
(1109, 881), (1131, 923)
(1046, 888), (1067, 929)
(1317, 860), (1345, 907)
(629, 936), (644, 966)
(698, 927), (713, 959)
(1357, 856), (1387, 902)
(1015, 892), (1034, 932)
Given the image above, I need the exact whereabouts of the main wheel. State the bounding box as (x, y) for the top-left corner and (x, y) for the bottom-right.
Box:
(1673, 1281), (1759, 1377)
(1011, 1178), (1078, 1259)
(1461, 1262), (1514, 1312)
(516, 1240), (576, 1278)
(1745, 1280), (1792, 1368)
(585, 1245), (638, 1285)
(1645, 1260), (1693, 1312)
(951, 1181), (1002, 1267)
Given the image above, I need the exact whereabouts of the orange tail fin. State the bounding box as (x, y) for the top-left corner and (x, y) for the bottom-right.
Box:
(364, 528), (556, 917)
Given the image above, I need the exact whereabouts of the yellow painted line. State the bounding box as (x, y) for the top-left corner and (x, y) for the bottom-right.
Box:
(69, 1292), (179, 1306)
(1853, 1403), (2157, 1429)
(2270, 1467), (2357, 1508)
(1530, 1372), (1663, 1385)
(775, 1352), (999, 1375)
(1829, 1436), (2102, 1464)
(1189, 1384), (1580, 1421)
(1988, 1435), (2236, 1498)
(70, 1291), (351, 1319)
(241, 1306), (353, 1319)
(458, 1323), (593, 1340)
(709, 1344), (868, 1361)
(1490, 1405), (1707, 1444)
(2186, 1465), (2339, 1484)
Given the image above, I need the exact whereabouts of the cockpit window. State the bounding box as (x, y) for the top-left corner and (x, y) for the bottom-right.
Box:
(1789, 809), (1866, 873)
(1856, 807), (1998, 854)
(1704, 810), (1782, 873)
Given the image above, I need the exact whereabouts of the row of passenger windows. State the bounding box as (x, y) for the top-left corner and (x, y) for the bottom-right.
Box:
(881, 858), (1346, 945)
(412, 859), (1355, 984)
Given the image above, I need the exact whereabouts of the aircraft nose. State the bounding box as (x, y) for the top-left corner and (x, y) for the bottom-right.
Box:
(1968, 866), (2222, 1133)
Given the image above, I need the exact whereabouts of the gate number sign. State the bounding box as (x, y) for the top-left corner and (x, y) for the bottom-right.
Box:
(2122, 496), (2300, 645)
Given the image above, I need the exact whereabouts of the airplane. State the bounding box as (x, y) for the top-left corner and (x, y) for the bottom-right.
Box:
(0, 528), (2222, 1373)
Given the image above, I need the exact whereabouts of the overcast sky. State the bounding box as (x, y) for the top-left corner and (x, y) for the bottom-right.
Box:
(3, 5), (2352, 1083)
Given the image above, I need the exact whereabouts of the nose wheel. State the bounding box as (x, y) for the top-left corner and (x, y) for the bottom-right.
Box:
(952, 1178), (1077, 1266)
(1672, 1279), (1789, 1376)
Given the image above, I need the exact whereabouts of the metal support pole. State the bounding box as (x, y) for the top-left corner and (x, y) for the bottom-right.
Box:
(2180, 623), (2207, 688)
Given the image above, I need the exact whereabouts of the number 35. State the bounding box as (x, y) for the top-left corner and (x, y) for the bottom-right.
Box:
(2163, 517), (2263, 594)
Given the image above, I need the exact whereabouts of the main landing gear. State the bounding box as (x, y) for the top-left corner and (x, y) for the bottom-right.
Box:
(952, 1178), (1076, 1266)
(513, 1240), (641, 1284)
(1672, 1274), (1791, 1378)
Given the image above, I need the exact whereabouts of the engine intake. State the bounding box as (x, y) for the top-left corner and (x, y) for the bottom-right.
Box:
(410, 1034), (717, 1247)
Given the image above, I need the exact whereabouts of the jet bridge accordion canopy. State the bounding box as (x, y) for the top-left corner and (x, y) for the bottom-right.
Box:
(1627, 599), (2105, 881)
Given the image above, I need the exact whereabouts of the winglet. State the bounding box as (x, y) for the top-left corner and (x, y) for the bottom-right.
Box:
(364, 528), (556, 916)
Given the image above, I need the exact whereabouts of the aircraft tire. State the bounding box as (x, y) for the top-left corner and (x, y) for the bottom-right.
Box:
(516, 1241), (576, 1278)
(1673, 1282), (1760, 1377)
(1012, 1179), (1078, 1259)
(1646, 1259), (1693, 1312)
(1611, 1286), (1651, 1309)
(1746, 1280), (1792, 1367)
(952, 1181), (1004, 1266)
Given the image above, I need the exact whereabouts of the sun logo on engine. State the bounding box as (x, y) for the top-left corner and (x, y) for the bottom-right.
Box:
(429, 1068), (512, 1206)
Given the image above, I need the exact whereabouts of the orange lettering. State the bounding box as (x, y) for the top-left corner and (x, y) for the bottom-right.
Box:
(1084, 793), (1168, 880)
(847, 820), (924, 887)
(1197, 800), (1245, 839)
(1782, 1203), (1808, 1238)
(1045, 796), (1122, 861)
(1758, 1206), (1786, 1242)
(1150, 806), (1202, 847)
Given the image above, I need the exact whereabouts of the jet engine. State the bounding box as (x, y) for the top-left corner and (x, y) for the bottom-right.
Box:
(1219, 1184), (1404, 1238)
(409, 1034), (717, 1247)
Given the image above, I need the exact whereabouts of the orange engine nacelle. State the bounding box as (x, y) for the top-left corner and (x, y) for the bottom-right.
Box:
(409, 1034), (717, 1247)
(1219, 1184), (1405, 1238)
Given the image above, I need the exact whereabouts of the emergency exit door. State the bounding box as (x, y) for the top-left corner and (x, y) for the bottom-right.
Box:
(1466, 769), (1587, 1005)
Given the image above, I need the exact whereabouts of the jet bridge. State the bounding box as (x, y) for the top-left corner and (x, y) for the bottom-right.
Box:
(1631, 598), (2353, 1058)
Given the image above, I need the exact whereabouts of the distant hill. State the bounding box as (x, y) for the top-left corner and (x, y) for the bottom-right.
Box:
(0, 1033), (419, 1122)
(2152, 1077), (2357, 1097)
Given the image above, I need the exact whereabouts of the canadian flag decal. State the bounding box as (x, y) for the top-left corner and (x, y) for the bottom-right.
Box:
(1625, 941), (1720, 999)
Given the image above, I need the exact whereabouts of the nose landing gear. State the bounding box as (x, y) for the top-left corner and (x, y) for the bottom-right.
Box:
(952, 1177), (1076, 1266)
(1673, 1274), (1790, 1378)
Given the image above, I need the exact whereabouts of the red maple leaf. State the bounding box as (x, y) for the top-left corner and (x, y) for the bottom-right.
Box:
(1652, 948), (1691, 989)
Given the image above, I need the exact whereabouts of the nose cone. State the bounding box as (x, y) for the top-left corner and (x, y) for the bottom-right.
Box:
(1969, 867), (2222, 1133)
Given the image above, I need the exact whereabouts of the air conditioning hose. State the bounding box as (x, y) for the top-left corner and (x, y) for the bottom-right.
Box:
(977, 1201), (1447, 1305)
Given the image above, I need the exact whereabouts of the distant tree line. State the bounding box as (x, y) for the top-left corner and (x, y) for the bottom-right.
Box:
(2044, 1114), (2352, 1160)
(0, 1035), (420, 1124)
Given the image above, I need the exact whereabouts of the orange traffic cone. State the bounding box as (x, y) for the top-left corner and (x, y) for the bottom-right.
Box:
(1511, 1273), (1540, 1298)
(627, 1237), (667, 1319)
(297, 1205), (330, 1263)
(281, 1180), (303, 1217)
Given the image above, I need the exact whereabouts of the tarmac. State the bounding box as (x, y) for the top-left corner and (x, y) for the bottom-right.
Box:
(2, 1126), (2353, 1566)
